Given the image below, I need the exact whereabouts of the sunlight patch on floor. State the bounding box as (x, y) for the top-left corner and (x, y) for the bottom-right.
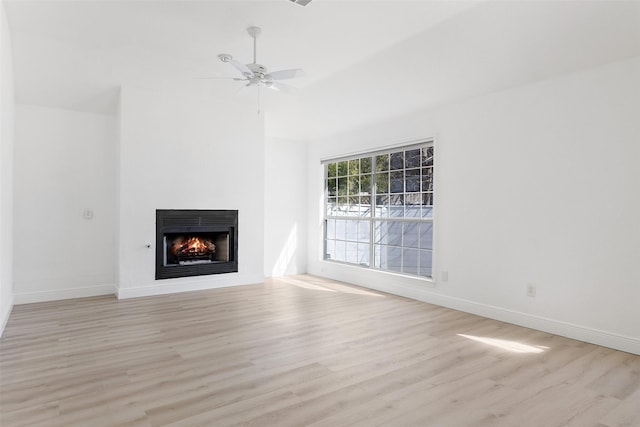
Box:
(457, 334), (549, 354)
(322, 282), (385, 297)
(282, 277), (337, 293)
(280, 276), (385, 297)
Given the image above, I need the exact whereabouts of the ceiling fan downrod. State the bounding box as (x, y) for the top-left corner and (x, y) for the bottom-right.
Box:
(247, 26), (261, 64)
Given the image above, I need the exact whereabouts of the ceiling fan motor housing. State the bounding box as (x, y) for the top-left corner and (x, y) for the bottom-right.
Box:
(248, 63), (267, 77)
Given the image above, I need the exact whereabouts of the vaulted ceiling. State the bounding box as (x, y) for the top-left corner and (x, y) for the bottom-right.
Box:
(4, 0), (478, 114)
(5, 0), (640, 139)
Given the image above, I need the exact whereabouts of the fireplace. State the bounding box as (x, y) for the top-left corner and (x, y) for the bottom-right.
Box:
(156, 210), (238, 280)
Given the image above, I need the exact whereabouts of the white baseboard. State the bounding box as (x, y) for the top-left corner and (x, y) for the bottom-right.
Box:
(0, 294), (14, 338)
(418, 291), (640, 356)
(117, 274), (265, 299)
(312, 269), (640, 356)
(13, 284), (116, 305)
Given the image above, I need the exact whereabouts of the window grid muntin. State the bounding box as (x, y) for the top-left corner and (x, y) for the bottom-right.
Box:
(324, 143), (433, 278)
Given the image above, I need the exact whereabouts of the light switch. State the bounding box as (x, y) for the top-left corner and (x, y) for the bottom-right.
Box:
(83, 209), (93, 220)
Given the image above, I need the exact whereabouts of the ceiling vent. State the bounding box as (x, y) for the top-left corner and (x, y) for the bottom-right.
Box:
(289, 0), (312, 6)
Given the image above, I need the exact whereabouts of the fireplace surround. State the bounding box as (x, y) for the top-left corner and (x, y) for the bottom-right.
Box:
(156, 209), (238, 280)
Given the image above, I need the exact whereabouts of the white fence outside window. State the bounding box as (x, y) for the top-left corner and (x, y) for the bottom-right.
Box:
(323, 142), (434, 278)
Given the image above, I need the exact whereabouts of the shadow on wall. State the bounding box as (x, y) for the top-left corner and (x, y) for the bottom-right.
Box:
(271, 224), (298, 277)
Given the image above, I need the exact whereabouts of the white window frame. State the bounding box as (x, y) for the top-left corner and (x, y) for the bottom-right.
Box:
(322, 140), (434, 279)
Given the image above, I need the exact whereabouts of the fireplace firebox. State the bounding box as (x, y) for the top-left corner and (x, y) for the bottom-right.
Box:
(156, 210), (238, 280)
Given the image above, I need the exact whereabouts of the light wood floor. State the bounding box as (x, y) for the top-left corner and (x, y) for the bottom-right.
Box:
(1, 275), (638, 427)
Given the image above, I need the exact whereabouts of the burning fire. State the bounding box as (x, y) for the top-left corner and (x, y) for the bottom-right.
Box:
(171, 236), (216, 257)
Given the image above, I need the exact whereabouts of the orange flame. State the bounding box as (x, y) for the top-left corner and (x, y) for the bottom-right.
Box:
(171, 236), (216, 257)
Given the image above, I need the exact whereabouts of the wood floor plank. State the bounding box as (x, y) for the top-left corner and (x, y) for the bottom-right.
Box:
(1, 275), (638, 426)
(599, 388), (640, 427)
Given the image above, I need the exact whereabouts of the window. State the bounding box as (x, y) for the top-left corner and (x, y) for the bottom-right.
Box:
(324, 142), (434, 278)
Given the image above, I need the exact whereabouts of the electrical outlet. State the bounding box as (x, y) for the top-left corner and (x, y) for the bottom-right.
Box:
(441, 271), (449, 282)
(527, 283), (536, 297)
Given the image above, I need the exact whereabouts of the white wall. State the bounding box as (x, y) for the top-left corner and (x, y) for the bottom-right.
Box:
(264, 136), (307, 277)
(117, 85), (265, 298)
(307, 57), (640, 354)
(269, 1), (640, 141)
(12, 105), (117, 303)
(0, 2), (15, 335)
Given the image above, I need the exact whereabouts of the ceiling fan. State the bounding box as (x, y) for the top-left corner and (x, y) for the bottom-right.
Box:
(200, 26), (305, 109)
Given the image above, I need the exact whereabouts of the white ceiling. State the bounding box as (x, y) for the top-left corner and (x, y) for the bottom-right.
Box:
(4, 0), (480, 114)
(268, 0), (640, 139)
(5, 0), (640, 140)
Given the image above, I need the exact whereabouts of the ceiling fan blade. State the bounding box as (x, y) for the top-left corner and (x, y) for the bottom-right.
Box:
(228, 59), (253, 77)
(194, 77), (245, 80)
(237, 83), (255, 96)
(267, 69), (305, 80)
(265, 81), (297, 94)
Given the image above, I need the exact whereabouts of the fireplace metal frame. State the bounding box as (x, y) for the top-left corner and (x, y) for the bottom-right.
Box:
(155, 209), (238, 280)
